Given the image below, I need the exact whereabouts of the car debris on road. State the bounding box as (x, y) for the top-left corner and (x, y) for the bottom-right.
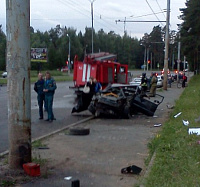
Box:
(72, 84), (164, 119)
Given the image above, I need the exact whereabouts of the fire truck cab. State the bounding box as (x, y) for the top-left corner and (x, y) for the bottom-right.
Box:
(73, 52), (128, 89)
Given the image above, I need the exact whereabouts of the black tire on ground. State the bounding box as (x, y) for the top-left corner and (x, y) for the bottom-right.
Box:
(69, 127), (90, 136)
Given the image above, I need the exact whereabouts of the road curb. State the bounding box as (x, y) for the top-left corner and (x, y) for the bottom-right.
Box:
(0, 116), (94, 158)
(140, 152), (157, 187)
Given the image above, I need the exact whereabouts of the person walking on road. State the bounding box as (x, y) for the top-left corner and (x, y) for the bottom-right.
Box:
(149, 72), (157, 97)
(43, 71), (57, 122)
(34, 72), (45, 120)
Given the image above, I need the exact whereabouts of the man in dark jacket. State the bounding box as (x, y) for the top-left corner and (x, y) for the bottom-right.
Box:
(34, 73), (45, 120)
(43, 71), (57, 122)
(141, 72), (148, 98)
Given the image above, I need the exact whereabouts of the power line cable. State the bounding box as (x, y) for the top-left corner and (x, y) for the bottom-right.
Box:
(145, 0), (164, 26)
(56, 0), (124, 34)
(155, 0), (166, 19)
(129, 11), (166, 19)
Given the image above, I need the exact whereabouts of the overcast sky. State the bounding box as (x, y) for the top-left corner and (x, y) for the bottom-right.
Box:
(0, 0), (186, 39)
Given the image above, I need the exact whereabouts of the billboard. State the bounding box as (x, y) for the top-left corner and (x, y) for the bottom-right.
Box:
(31, 48), (47, 63)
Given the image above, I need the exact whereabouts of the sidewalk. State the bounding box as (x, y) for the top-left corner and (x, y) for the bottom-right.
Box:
(18, 81), (186, 187)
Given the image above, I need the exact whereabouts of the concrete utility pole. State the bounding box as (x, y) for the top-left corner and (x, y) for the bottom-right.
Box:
(6, 0), (31, 169)
(146, 47), (149, 71)
(177, 35), (181, 81)
(143, 46), (146, 71)
(163, 0), (170, 90)
(67, 34), (71, 74)
(90, 0), (96, 54)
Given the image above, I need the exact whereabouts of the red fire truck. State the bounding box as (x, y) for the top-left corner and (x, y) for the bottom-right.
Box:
(72, 52), (128, 88)
(71, 52), (129, 113)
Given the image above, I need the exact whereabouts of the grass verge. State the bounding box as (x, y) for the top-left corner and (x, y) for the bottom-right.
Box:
(0, 70), (73, 85)
(143, 75), (200, 186)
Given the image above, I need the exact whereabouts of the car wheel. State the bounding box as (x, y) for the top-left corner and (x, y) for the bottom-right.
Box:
(69, 127), (90, 136)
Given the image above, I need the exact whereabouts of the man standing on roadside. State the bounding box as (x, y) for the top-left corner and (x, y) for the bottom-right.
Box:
(43, 71), (57, 122)
(34, 73), (45, 120)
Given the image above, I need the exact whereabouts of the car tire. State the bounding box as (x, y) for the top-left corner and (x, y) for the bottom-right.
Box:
(69, 127), (90, 136)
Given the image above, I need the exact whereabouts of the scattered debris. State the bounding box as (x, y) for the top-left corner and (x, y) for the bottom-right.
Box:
(188, 128), (200, 135)
(69, 127), (90, 136)
(153, 115), (158, 118)
(174, 112), (182, 118)
(38, 147), (49, 149)
(167, 104), (174, 109)
(72, 180), (80, 187)
(23, 163), (41, 177)
(182, 120), (189, 126)
(121, 165), (142, 175)
(154, 123), (162, 127)
(64, 176), (72, 180)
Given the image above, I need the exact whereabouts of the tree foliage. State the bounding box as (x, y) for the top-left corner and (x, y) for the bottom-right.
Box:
(0, 23), (180, 71)
(0, 25), (6, 70)
(180, 0), (200, 71)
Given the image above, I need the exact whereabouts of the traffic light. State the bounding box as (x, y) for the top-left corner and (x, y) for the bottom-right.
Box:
(148, 60), (151, 64)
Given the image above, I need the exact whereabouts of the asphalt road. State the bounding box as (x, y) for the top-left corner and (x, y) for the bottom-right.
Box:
(0, 81), (89, 153)
(0, 70), (192, 153)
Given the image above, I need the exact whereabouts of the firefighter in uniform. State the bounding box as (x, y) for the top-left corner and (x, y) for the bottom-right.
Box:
(140, 72), (148, 98)
(149, 72), (157, 97)
(43, 71), (57, 122)
(34, 73), (45, 120)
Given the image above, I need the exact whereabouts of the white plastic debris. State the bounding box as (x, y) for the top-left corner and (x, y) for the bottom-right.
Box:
(167, 104), (174, 109)
(182, 120), (189, 126)
(64, 176), (72, 180)
(188, 128), (200, 135)
(174, 112), (182, 118)
(153, 115), (158, 118)
(154, 124), (162, 127)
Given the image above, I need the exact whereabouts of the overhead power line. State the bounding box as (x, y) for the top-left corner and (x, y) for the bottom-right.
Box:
(155, 0), (166, 18)
(145, 0), (164, 26)
(116, 20), (166, 23)
(55, 0), (124, 33)
(130, 11), (166, 19)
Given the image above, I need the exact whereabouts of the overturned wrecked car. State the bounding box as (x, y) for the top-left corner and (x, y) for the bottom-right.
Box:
(72, 84), (164, 118)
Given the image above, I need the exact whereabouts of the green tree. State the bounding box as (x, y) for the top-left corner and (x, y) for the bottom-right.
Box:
(149, 25), (164, 69)
(180, 0), (200, 71)
(0, 25), (6, 70)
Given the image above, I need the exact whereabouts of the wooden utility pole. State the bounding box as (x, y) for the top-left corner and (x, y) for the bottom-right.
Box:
(163, 0), (170, 90)
(6, 0), (31, 169)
